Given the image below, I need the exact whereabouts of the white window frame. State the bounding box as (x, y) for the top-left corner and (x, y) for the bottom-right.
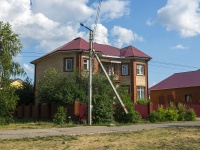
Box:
(137, 87), (145, 100)
(122, 64), (128, 76)
(65, 58), (73, 72)
(137, 64), (144, 75)
(83, 59), (89, 71)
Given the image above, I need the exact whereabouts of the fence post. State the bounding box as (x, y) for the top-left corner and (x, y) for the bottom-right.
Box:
(74, 100), (79, 116)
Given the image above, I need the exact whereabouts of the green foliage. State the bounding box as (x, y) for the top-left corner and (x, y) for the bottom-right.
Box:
(15, 77), (34, 105)
(177, 103), (186, 121)
(149, 104), (178, 123)
(37, 68), (88, 104)
(185, 109), (196, 121)
(92, 94), (114, 124)
(53, 106), (67, 125)
(148, 111), (161, 123)
(136, 99), (149, 105)
(115, 93), (141, 123)
(0, 87), (18, 125)
(0, 21), (25, 88)
(0, 22), (24, 125)
(148, 102), (198, 123)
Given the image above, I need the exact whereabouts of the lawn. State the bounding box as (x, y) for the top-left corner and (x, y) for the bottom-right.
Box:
(0, 127), (200, 150)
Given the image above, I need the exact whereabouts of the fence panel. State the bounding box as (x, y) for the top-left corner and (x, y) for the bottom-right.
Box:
(135, 105), (149, 119)
(189, 104), (200, 117)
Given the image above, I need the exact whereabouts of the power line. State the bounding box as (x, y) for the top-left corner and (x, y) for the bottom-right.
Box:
(150, 60), (199, 69)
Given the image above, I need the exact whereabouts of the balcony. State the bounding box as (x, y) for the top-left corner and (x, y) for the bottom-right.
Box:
(99, 62), (121, 82)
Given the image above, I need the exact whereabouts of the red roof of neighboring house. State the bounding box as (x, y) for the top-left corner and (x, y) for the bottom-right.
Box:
(149, 70), (200, 91)
(31, 37), (151, 63)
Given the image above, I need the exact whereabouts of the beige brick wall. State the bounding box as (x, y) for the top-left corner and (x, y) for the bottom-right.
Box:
(35, 52), (76, 88)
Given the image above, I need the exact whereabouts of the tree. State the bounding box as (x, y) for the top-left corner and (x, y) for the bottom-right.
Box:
(0, 21), (25, 124)
(0, 22), (25, 87)
(15, 77), (34, 105)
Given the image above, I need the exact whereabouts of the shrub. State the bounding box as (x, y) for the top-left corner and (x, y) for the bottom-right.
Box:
(148, 111), (161, 123)
(149, 104), (178, 122)
(177, 103), (186, 121)
(53, 106), (67, 125)
(92, 94), (114, 124)
(115, 94), (141, 123)
(164, 109), (178, 121)
(157, 105), (166, 122)
(185, 108), (196, 121)
(0, 87), (18, 125)
(136, 99), (149, 105)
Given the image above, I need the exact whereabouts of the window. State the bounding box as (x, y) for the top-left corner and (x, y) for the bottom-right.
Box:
(167, 95), (174, 103)
(137, 87), (145, 99)
(137, 64), (144, 75)
(121, 64), (129, 76)
(185, 94), (192, 102)
(64, 58), (73, 72)
(105, 65), (111, 75)
(159, 96), (165, 104)
(83, 59), (89, 71)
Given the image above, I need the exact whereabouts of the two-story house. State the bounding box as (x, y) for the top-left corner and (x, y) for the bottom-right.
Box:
(31, 37), (151, 103)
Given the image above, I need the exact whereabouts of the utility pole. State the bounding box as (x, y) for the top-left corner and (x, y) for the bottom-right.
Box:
(80, 23), (93, 125)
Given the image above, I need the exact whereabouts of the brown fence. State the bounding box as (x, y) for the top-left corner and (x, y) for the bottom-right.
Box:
(14, 103), (80, 121)
(13, 101), (200, 122)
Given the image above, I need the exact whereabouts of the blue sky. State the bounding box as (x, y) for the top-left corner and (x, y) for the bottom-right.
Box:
(0, 0), (200, 87)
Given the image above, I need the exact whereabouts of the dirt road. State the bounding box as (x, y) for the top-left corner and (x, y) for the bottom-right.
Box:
(0, 121), (199, 139)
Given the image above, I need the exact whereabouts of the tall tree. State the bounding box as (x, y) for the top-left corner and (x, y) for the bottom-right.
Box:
(0, 21), (25, 125)
(0, 21), (25, 88)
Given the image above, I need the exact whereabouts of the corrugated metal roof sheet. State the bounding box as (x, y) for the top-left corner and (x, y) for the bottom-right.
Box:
(149, 70), (200, 90)
(31, 37), (151, 64)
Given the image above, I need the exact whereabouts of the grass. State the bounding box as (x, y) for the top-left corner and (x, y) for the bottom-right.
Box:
(0, 127), (200, 150)
(0, 118), (78, 130)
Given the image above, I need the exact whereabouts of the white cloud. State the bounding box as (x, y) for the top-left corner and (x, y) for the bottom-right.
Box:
(111, 26), (143, 48)
(146, 18), (155, 26)
(0, 0), (88, 52)
(23, 64), (34, 74)
(31, 0), (94, 23)
(0, 0), (131, 52)
(157, 0), (200, 37)
(94, 0), (130, 20)
(170, 44), (189, 49)
(93, 24), (109, 45)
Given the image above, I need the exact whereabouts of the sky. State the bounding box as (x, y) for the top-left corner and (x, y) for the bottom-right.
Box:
(0, 0), (200, 87)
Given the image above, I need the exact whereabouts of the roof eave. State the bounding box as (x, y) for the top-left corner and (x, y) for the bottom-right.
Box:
(30, 49), (84, 64)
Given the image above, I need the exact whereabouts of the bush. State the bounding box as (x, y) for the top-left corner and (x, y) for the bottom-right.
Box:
(165, 109), (178, 121)
(115, 94), (141, 123)
(177, 103), (186, 121)
(185, 108), (196, 121)
(0, 87), (18, 125)
(148, 111), (161, 123)
(136, 99), (149, 105)
(149, 104), (178, 122)
(92, 94), (114, 124)
(53, 106), (67, 125)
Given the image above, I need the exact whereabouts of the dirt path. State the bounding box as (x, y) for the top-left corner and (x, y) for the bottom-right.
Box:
(0, 121), (199, 139)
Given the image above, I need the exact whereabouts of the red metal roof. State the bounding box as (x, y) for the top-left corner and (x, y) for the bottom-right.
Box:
(120, 46), (151, 58)
(31, 37), (151, 63)
(149, 70), (200, 91)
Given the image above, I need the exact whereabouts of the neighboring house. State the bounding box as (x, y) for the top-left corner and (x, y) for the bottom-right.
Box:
(11, 78), (23, 88)
(0, 78), (23, 89)
(149, 70), (200, 105)
(31, 37), (151, 103)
